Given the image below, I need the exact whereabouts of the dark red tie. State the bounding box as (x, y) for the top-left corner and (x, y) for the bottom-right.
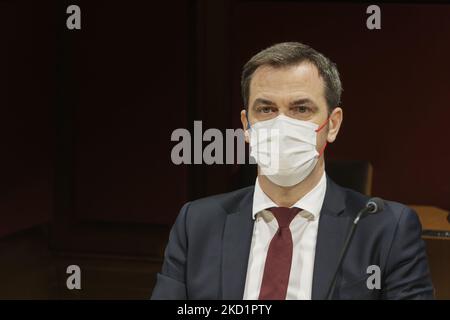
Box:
(258, 207), (301, 300)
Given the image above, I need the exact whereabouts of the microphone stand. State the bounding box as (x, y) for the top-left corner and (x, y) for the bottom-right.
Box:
(325, 206), (372, 300)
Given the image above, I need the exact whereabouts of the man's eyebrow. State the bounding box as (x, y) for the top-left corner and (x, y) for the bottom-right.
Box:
(252, 98), (277, 108)
(290, 98), (317, 107)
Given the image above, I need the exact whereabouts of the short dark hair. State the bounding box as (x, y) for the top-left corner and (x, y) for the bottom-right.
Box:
(241, 42), (342, 113)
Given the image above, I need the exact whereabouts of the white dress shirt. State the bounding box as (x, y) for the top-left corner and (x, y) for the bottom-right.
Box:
(243, 171), (327, 300)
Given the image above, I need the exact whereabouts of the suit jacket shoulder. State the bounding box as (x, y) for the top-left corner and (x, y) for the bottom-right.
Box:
(185, 185), (254, 229)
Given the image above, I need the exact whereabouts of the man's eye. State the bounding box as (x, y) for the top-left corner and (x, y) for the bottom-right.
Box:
(293, 106), (311, 113)
(260, 107), (274, 114)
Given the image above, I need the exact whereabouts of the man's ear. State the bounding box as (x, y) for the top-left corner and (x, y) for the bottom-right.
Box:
(240, 109), (250, 143)
(327, 107), (343, 143)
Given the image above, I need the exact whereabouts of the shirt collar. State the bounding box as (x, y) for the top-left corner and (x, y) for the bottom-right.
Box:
(252, 171), (327, 221)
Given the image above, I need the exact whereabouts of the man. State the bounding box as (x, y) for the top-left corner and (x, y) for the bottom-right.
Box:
(152, 42), (434, 299)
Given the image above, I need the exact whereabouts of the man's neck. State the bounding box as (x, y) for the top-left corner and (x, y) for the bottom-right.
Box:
(258, 159), (325, 208)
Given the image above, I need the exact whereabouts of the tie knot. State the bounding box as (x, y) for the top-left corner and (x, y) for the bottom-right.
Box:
(268, 207), (301, 228)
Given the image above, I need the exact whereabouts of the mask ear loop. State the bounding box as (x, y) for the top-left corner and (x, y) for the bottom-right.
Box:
(315, 117), (330, 157)
(244, 110), (252, 142)
(244, 111), (251, 142)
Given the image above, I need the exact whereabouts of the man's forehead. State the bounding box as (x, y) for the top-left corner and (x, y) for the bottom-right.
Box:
(248, 63), (325, 108)
(250, 62), (325, 97)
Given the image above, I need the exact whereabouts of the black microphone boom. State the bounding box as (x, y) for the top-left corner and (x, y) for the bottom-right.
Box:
(325, 197), (384, 300)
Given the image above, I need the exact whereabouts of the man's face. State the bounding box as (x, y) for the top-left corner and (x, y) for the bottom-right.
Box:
(241, 62), (342, 152)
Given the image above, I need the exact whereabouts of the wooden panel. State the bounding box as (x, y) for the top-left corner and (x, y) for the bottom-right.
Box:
(53, 253), (162, 299)
(0, 225), (165, 299)
(424, 239), (450, 300)
(412, 206), (450, 240)
(50, 222), (169, 257)
(411, 206), (450, 299)
(0, 227), (56, 299)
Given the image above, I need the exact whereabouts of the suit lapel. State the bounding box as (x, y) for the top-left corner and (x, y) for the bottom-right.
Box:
(311, 177), (350, 300)
(221, 190), (255, 299)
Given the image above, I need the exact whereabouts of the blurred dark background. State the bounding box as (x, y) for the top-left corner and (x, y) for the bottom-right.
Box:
(0, 0), (449, 299)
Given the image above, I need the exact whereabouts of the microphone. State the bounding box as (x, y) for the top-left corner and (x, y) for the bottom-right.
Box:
(325, 197), (385, 300)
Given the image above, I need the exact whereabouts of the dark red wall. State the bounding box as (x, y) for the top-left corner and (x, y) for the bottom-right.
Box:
(71, 1), (190, 225)
(1, 1), (449, 242)
(0, 1), (54, 237)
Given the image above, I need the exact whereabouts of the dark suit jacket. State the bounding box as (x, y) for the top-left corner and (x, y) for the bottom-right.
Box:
(151, 177), (434, 300)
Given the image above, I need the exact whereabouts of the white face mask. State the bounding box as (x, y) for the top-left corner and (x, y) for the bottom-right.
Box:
(247, 114), (328, 187)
